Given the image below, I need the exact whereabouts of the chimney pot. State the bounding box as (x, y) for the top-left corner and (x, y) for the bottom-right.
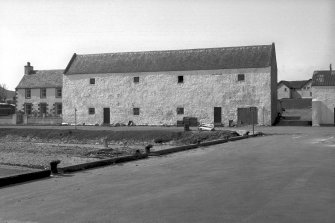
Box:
(24, 62), (33, 75)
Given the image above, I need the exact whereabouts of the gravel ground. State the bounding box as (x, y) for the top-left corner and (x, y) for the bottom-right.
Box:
(0, 129), (237, 169)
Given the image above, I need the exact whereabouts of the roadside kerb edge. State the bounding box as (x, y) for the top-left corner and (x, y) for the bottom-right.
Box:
(0, 170), (51, 188)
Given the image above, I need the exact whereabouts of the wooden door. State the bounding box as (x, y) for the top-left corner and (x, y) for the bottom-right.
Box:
(214, 107), (222, 125)
(103, 108), (110, 124)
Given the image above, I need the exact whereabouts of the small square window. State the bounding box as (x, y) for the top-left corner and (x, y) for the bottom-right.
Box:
(90, 78), (95, 85)
(40, 88), (46, 98)
(134, 77), (139, 83)
(177, 107), (184, 115)
(25, 89), (31, 99)
(238, 74), (245, 81)
(178, 76), (184, 83)
(89, 108), (95, 115)
(56, 88), (62, 98)
(133, 108), (140, 115)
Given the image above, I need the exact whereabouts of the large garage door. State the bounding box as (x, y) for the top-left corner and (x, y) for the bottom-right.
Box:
(237, 107), (258, 126)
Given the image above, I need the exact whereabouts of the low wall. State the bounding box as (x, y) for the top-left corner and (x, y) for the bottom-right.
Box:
(0, 114), (16, 125)
(24, 116), (62, 125)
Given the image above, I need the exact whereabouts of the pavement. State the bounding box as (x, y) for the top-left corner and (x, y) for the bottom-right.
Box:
(0, 165), (36, 178)
(0, 126), (334, 222)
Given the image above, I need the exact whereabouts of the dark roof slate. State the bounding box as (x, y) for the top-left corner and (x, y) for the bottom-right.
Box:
(16, 70), (63, 89)
(65, 44), (275, 75)
(312, 70), (335, 86)
(278, 79), (311, 89)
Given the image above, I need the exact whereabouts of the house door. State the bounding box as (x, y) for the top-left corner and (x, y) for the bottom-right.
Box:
(214, 107), (222, 125)
(103, 108), (110, 125)
(237, 107), (258, 126)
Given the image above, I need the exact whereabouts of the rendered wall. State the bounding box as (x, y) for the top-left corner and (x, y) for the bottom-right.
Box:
(63, 68), (273, 126)
(296, 82), (312, 98)
(16, 88), (62, 116)
(277, 84), (290, 99)
(312, 86), (335, 125)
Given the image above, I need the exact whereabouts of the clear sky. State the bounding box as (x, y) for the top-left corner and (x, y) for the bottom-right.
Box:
(1, 0), (334, 90)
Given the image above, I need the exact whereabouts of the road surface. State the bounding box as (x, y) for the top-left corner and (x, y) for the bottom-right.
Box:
(0, 127), (334, 222)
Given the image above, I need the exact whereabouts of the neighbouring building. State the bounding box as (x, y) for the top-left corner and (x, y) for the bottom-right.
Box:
(63, 43), (277, 126)
(277, 79), (312, 99)
(16, 62), (63, 120)
(312, 67), (335, 126)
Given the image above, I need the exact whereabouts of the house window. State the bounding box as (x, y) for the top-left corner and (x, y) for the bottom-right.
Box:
(284, 88), (287, 92)
(39, 103), (47, 116)
(238, 74), (245, 81)
(134, 77), (139, 83)
(25, 89), (31, 99)
(40, 88), (46, 98)
(55, 103), (62, 115)
(178, 76), (184, 83)
(25, 103), (32, 115)
(88, 108), (95, 115)
(133, 108), (140, 115)
(310, 92), (312, 96)
(56, 88), (62, 98)
(177, 107), (184, 115)
(90, 78), (95, 85)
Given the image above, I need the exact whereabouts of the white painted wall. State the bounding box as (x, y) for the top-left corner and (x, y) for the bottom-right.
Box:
(63, 67), (275, 126)
(312, 86), (335, 125)
(277, 83), (290, 99)
(16, 88), (62, 116)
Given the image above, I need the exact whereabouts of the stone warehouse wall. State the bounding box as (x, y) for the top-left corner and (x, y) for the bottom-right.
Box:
(63, 67), (274, 126)
(16, 88), (62, 116)
(312, 86), (335, 125)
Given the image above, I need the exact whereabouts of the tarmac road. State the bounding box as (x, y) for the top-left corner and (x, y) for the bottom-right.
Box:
(0, 127), (334, 222)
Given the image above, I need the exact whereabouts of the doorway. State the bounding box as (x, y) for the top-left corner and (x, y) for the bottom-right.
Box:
(103, 108), (110, 125)
(214, 107), (222, 125)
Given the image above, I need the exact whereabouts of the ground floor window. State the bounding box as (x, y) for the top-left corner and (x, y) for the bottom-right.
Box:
(133, 108), (140, 115)
(25, 103), (32, 115)
(55, 103), (62, 115)
(39, 103), (47, 116)
(89, 108), (95, 115)
(177, 107), (184, 115)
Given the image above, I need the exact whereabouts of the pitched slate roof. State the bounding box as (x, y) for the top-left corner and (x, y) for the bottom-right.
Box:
(278, 80), (311, 89)
(16, 70), (63, 89)
(65, 44), (275, 75)
(312, 70), (335, 86)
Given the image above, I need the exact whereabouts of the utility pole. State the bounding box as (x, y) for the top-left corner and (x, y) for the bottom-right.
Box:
(74, 108), (77, 130)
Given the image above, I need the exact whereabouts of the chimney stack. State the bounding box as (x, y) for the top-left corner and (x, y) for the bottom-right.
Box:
(24, 62), (34, 75)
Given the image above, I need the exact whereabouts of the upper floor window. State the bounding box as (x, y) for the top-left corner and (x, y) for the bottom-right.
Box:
(178, 76), (184, 83)
(310, 92), (312, 96)
(284, 88), (287, 92)
(90, 78), (95, 85)
(88, 108), (95, 115)
(56, 88), (62, 98)
(177, 107), (184, 115)
(134, 77), (139, 83)
(40, 88), (46, 98)
(238, 74), (245, 81)
(25, 89), (31, 99)
(133, 108), (140, 115)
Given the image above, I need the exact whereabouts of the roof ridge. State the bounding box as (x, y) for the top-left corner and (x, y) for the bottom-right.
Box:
(76, 44), (273, 56)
